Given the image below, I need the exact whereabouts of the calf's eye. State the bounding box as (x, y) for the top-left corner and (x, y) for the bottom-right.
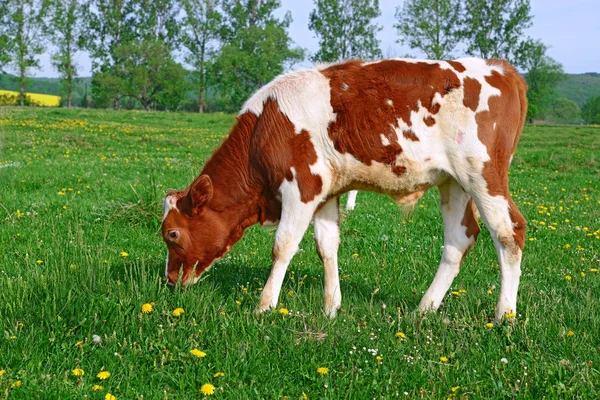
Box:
(167, 230), (180, 241)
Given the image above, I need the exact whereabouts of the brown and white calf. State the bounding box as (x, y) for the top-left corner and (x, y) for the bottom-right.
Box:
(161, 58), (528, 321)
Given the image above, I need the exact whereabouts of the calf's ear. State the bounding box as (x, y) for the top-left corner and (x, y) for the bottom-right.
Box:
(187, 175), (213, 215)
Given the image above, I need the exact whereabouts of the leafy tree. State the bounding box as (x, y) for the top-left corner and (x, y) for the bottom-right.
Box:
(517, 40), (566, 122)
(46, 0), (84, 107)
(213, 0), (304, 111)
(581, 95), (600, 125)
(4, 0), (47, 106)
(309, 0), (382, 62)
(128, 0), (180, 49)
(394, 0), (462, 59)
(83, 0), (134, 108)
(180, 0), (222, 112)
(546, 98), (580, 124)
(463, 0), (532, 63)
(116, 40), (186, 111)
(0, 1), (10, 72)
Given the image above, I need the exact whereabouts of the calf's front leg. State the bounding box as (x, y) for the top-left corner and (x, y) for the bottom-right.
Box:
(257, 190), (320, 313)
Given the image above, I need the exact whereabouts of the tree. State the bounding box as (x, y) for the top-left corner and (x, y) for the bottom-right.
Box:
(0, 1), (11, 72)
(394, 0), (462, 59)
(517, 40), (566, 122)
(213, 0), (304, 111)
(582, 96), (600, 125)
(180, 0), (222, 113)
(309, 0), (382, 62)
(4, 0), (47, 106)
(546, 98), (580, 124)
(116, 40), (186, 111)
(46, 0), (84, 108)
(83, 0), (134, 108)
(463, 0), (532, 63)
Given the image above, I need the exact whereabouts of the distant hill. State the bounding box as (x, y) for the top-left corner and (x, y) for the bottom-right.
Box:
(0, 74), (92, 106)
(556, 73), (600, 107)
(2, 71), (600, 110)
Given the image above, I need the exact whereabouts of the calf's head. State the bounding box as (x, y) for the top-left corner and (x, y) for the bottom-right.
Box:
(161, 175), (236, 286)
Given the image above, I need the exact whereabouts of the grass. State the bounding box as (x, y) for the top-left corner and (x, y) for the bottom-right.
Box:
(0, 107), (599, 399)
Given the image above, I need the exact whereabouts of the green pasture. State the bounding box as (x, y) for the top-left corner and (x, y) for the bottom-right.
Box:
(0, 107), (599, 399)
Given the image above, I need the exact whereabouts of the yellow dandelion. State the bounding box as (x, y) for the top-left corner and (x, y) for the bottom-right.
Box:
(120, 251), (129, 257)
(141, 303), (153, 313)
(190, 349), (207, 358)
(96, 371), (111, 380)
(105, 393), (116, 400)
(317, 367), (329, 375)
(567, 331), (575, 337)
(590, 269), (598, 273)
(213, 372), (225, 378)
(0, 369), (5, 377)
(279, 308), (289, 315)
(485, 323), (494, 328)
(72, 368), (84, 376)
(92, 385), (103, 391)
(506, 313), (516, 319)
(36, 260), (43, 264)
(451, 291), (461, 296)
(395, 331), (406, 339)
(565, 275), (572, 281)
(200, 383), (215, 396)
(452, 386), (460, 392)
(440, 356), (449, 363)
(11, 380), (21, 388)
(376, 355), (383, 362)
(352, 253), (359, 257)
(172, 308), (184, 317)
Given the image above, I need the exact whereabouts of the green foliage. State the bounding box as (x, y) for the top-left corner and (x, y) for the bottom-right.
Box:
(394, 0), (462, 59)
(545, 98), (581, 124)
(0, 1), (10, 72)
(556, 73), (600, 107)
(117, 40), (187, 111)
(45, 0), (84, 107)
(581, 95), (600, 124)
(1, 108), (600, 397)
(180, 0), (222, 113)
(463, 0), (532, 62)
(519, 40), (566, 121)
(309, 0), (382, 62)
(3, 0), (48, 106)
(213, 0), (304, 111)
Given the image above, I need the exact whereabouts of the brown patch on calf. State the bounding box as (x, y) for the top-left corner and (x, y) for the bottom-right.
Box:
(447, 60), (466, 73)
(463, 77), (482, 112)
(422, 117), (436, 127)
(461, 199), (480, 240)
(320, 60), (460, 171)
(250, 98), (323, 203)
(475, 59), (528, 251)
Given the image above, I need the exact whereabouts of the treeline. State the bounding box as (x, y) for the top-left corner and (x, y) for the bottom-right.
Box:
(0, 0), (598, 123)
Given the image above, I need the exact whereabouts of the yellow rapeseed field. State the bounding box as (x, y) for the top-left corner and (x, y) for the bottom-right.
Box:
(0, 89), (61, 107)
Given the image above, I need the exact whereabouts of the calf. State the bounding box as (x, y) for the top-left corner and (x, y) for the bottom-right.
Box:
(161, 58), (528, 321)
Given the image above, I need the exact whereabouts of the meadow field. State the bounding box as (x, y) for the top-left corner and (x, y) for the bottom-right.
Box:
(0, 107), (599, 399)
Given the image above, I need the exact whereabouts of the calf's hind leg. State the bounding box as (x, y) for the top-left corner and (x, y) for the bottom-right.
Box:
(470, 189), (526, 322)
(418, 180), (480, 312)
(314, 198), (342, 317)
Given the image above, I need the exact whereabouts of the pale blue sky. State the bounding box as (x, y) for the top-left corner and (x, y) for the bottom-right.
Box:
(35, 0), (600, 78)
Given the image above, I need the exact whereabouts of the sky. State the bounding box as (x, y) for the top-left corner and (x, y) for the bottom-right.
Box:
(34, 0), (600, 78)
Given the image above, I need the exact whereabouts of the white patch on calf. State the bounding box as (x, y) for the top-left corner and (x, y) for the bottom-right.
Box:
(380, 134), (390, 146)
(162, 195), (178, 221)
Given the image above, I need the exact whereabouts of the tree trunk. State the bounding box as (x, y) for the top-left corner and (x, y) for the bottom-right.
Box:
(20, 68), (25, 106)
(113, 96), (119, 110)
